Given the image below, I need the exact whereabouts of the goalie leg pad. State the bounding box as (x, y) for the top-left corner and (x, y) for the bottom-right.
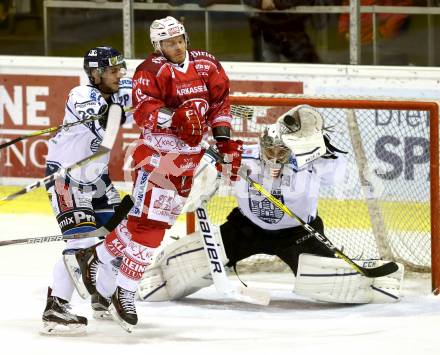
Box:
(364, 259), (404, 303)
(138, 230), (228, 301)
(295, 254), (403, 304)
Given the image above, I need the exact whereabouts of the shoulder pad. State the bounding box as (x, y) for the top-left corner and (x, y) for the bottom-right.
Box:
(118, 77), (132, 89)
(189, 50), (219, 64)
(136, 53), (168, 75)
(69, 85), (107, 117)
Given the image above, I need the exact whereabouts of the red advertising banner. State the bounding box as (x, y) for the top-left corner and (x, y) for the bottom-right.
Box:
(0, 75), (303, 182)
(0, 74), (80, 178)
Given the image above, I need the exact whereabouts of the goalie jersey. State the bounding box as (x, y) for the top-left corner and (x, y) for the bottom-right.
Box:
(45, 78), (133, 186)
(234, 144), (347, 230)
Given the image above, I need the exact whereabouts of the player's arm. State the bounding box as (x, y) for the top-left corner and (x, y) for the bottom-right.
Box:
(131, 68), (166, 130)
(202, 56), (244, 181)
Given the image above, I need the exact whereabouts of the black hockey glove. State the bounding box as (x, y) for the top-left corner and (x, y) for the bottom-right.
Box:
(98, 103), (126, 129)
(322, 134), (347, 159)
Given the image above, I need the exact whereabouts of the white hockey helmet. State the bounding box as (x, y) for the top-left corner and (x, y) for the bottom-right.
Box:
(150, 16), (187, 52)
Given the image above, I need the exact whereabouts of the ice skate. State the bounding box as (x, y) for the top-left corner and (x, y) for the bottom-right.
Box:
(40, 288), (87, 336)
(64, 242), (102, 299)
(108, 286), (137, 333)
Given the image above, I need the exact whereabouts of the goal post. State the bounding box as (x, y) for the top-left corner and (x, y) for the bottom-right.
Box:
(186, 95), (440, 293)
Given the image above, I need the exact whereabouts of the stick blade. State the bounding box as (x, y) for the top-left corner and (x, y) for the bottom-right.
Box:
(361, 261), (399, 278)
(232, 285), (271, 306)
(101, 104), (122, 150)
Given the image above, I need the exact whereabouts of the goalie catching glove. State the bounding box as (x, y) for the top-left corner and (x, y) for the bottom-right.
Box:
(215, 139), (244, 181)
(172, 106), (204, 147)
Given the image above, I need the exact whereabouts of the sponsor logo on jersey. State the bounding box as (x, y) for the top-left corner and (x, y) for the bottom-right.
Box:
(130, 170), (150, 217)
(181, 98), (209, 118)
(248, 186), (285, 224)
(75, 101), (98, 110)
(143, 133), (202, 153)
(195, 64), (211, 71)
(133, 77), (150, 87)
(191, 50), (215, 60)
(176, 84), (207, 96)
(58, 209), (96, 233)
(152, 56), (167, 65)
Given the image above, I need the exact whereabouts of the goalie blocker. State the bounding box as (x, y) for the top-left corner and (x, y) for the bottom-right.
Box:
(138, 225), (404, 304)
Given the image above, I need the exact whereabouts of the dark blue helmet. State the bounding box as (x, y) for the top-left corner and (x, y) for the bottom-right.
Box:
(83, 46), (126, 81)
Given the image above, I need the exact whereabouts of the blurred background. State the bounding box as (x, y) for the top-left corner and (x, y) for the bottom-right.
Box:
(1, 0), (440, 66)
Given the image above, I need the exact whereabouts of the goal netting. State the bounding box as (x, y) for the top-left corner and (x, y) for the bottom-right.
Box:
(186, 95), (440, 291)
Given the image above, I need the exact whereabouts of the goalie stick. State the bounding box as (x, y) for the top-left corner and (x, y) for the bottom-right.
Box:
(202, 142), (398, 278)
(196, 204), (270, 306)
(0, 106), (133, 151)
(0, 104), (123, 204)
(0, 194), (134, 247)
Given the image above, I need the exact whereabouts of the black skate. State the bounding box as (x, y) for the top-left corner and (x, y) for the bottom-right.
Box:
(91, 291), (112, 320)
(64, 243), (102, 299)
(40, 287), (88, 336)
(108, 286), (137, 333)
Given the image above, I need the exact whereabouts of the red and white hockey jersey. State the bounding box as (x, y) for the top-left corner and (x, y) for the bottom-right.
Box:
(131, 50), (232, 176)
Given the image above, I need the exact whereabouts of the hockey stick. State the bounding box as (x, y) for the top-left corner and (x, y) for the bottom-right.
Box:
(0, 194), (134, 247)
(196, 204), (270, 306)
(0, 104), (123, 204)
(202, 142), (398, 278)
(0, 106), (133, 151)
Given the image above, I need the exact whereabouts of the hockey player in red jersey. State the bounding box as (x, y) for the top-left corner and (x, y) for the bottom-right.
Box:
(69, 16), (243, 332)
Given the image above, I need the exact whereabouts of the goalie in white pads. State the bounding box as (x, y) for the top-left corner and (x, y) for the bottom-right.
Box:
(138, 105), (404, 304)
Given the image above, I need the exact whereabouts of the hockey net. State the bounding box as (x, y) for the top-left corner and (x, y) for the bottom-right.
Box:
(186, 95), (440, 291)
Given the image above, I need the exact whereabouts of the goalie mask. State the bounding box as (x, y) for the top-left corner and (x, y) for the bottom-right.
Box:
(150, 16), (188, 53)
(260, 124), (292, 177)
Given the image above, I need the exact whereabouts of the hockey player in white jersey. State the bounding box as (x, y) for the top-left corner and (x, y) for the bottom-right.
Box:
(138, 105), (404, 304)
(41, 46), (132, 335)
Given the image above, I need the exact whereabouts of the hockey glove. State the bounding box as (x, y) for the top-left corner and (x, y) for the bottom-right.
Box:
(215, 139), (244, 181)
(98, 103), (126, 129)
(172, 107), (204, 147)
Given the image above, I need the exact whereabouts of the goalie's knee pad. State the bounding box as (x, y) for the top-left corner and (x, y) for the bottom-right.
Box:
(294, 254), (404, 304)
(138, 230), (228, 302)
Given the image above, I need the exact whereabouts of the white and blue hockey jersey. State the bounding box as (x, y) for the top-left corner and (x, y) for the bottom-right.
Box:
(46, 78), (132, 185)
(234, 144), (347, 230)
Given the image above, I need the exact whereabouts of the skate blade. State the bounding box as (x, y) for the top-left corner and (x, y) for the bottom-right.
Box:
(63, 254), (89, 299)
(108, 304), (135, 333)
(40, 321), (86, 336)
(93, 310), (112, 320)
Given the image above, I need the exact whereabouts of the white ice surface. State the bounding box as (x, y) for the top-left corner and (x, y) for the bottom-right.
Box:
(0, 213), (439, 355)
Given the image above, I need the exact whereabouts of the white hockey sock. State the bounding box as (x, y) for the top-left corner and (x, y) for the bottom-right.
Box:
(117, 240), (155, 292)
(51, 257), (74, 301)
(96, 262), (118, 298)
